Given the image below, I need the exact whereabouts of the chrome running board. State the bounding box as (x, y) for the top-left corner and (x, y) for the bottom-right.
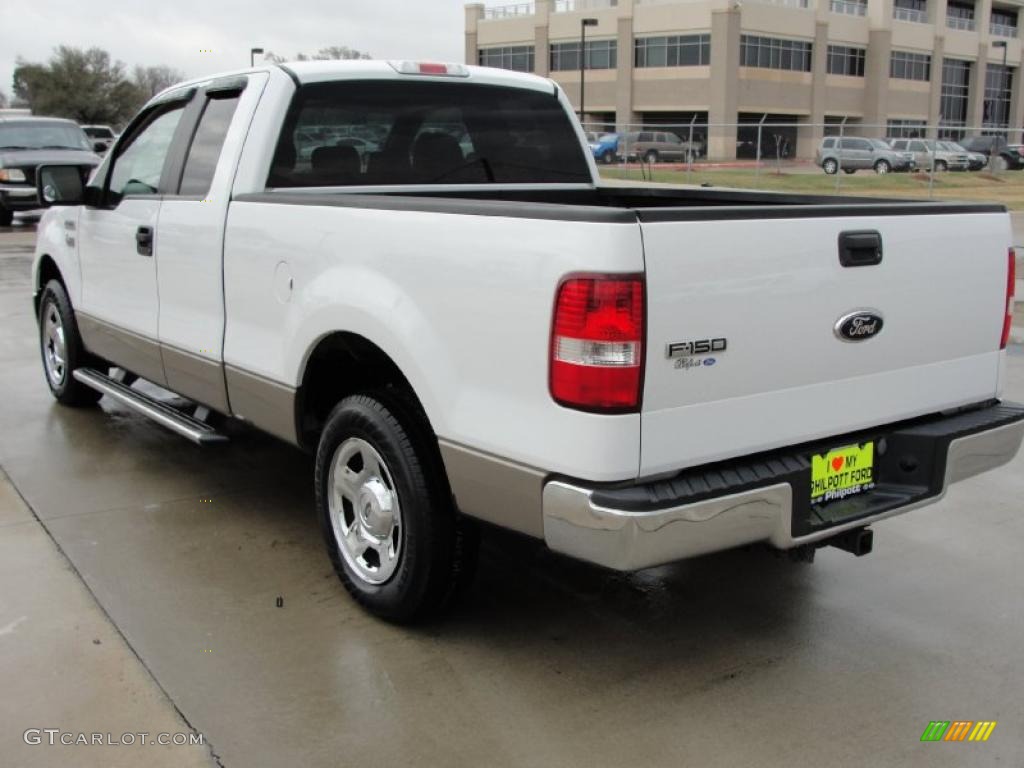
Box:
(73, 368), (229, 445)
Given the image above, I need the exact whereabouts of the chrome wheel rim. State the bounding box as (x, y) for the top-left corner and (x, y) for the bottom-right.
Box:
(42, 301), (67, 387)
(328, 437), (402, 585)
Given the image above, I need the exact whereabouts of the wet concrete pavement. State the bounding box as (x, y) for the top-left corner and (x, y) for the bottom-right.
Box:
(1, 222), (1023, 767)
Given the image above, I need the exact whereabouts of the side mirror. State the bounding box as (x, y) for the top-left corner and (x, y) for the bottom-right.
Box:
(36, 165), (87, 207)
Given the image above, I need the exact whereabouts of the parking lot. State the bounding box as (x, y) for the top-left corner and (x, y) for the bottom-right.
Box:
(1, 219), (1023, 767)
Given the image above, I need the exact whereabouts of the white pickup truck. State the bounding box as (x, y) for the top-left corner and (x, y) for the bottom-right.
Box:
(31, 61), (1023, 621)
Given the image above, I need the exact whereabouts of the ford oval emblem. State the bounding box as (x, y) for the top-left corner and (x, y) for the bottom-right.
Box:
(835, 310), (884, 342)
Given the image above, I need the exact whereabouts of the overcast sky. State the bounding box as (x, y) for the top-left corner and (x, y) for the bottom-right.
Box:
(1, 0), (471, 100)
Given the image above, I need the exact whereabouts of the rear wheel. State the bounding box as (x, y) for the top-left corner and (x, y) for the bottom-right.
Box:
(934, 160), (948, 172)
(993, 154), (1010, 172)
(822, 158), (838, 175)
(873, 159), (891, 175)
(315, 393), (477, 623)
(38, 280), (103, 406)
(644, 150), (659, 164)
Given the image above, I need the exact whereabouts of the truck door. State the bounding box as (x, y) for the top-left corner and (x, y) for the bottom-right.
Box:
(156, 74), (267, 413)
(77, 96), (193, 384)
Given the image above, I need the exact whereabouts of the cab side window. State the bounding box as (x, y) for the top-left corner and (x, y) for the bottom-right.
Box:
(108, 105), (185, 200)
(179, 94), (241, 196)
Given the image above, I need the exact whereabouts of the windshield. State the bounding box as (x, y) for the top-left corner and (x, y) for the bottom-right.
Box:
(942, 141), (966, 152)
(84, 127), (114, 139)
(269, 80), (592, 187)
(0, 122), (92, 151)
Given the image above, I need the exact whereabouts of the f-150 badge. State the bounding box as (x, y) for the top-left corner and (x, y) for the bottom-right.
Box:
(666, 338), (727, 358)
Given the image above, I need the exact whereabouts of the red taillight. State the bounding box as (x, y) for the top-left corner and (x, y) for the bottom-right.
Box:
(550, 275), (644, 412)
(1002, 247), (1016, 350)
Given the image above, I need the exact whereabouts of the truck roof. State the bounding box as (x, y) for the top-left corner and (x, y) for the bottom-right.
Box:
(159, 60), (556, 102)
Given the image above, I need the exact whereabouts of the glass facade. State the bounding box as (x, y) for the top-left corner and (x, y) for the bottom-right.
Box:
(983, 63), (1013, 131)
(634, 35), (711, 68)
(939, 58), (971, 139)
(739, 36), (813, 72)
(549, 39), (617, 71)
(827, 45), (866, 77)
(890, 51), (932, 81)
(478, 46), (535, 73)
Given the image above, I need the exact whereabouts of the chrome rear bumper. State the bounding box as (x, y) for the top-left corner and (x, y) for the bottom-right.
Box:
(543, 408), (1024, 572)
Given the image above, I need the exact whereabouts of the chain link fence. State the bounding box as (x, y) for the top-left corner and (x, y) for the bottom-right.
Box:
(582, 119), (1024, 197)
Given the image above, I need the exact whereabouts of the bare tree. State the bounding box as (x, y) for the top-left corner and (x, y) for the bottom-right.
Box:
(133, 65), (185, 99)
(262, 46), (371, 64)
(0, 89), (7, 108)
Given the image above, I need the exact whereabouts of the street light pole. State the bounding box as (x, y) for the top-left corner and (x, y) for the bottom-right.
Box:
(579, 18), (598, 125)
(250, 47), (265, 68)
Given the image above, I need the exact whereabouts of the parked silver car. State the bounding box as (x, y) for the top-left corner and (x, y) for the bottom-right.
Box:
(816, 136), (915, 175)
(889, 138), (970, 171)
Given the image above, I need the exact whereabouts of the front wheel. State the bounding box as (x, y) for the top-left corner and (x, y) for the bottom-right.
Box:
(0, 206), (13, 227)
(601, 151), (615, 165)
(315, 393), (477, 623)
(874, 160), (891, 175)
(822, 158), (838, 175)
(993, 154), (1010, 172)
(644, 150), (659, 165)
(38, 280), (103, 406)
(934, 160), (948, 172)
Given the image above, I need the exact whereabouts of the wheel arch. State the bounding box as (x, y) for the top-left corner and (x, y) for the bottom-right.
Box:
(33, 254), (64, 317)
(294, 331), (437, 455)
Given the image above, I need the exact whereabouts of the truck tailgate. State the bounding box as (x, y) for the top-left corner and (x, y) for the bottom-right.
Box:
(639, 210), (1010, 476)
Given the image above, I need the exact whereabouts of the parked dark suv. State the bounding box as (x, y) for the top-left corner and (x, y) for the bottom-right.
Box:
(959, 135), (1023, 171)
(0, 117), (100, 225)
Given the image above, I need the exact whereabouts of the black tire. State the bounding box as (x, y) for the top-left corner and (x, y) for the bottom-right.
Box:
(934, 160), (948, 172)
(38, 279), (104, 406)
(315, 392), (477, 623)
(601, 151), (615, 165)
(993, 154), (1010, 172)
(644, 150), (659, 164)
(822, 158), (838, 175)
(843, 168), (857, 175)
(874, 159), (891, 174)
(0, 206), (13, 227)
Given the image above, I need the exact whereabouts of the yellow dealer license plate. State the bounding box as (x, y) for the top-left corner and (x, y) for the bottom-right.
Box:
(810, 442), (876, 504)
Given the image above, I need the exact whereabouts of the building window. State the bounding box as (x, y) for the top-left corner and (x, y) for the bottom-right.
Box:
(946, 1), (976, 30)
(991, 8), (1018, 37)
(550, 39), (617, 71)
(939, 58), (971, 139)
(983, 63), (1013, 130)
(890, 51), (932, 81)
(893, 0), (928, 23)
(478, 45), (536, 73)
(739, 36), (813, 73)
(887, 119), (927, 138)
(634, 35), (710, 68)
(827, 45), (866, 76)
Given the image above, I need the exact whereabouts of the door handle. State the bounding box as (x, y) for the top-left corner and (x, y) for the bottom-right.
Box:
(136, 226), (154, 257)
(838, 230), (882, 267)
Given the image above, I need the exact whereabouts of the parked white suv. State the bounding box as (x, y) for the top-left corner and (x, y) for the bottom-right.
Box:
(30, 61), (1023, 621)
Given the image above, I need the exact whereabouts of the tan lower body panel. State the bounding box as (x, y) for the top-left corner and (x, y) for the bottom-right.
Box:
(161, 344), (230, 413)
(223, 365), (299, 445)
(438, 440), (546, 539)
(77, 312), (167, 386)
